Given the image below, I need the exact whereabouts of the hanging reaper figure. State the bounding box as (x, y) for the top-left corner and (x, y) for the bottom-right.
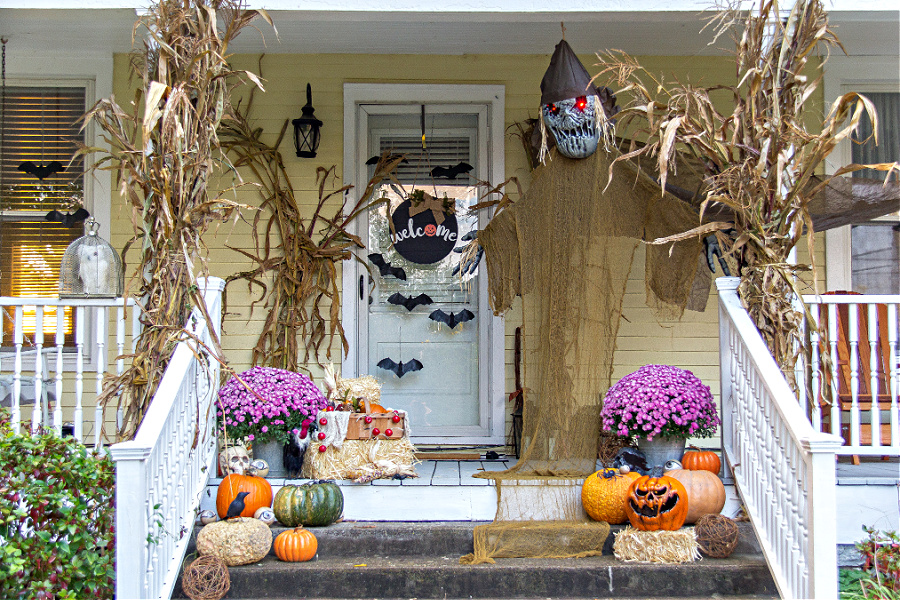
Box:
(539, 40), (619, 161)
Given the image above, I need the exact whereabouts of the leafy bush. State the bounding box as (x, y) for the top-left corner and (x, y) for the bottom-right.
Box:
(839, 528), (900, 600)
(0, 416), (115, 600)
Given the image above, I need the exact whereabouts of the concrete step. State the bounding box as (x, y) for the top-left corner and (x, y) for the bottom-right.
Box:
(175, 521), (776, 599)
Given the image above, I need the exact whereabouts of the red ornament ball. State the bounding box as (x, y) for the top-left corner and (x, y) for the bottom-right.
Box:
(319, 417), (328, 426)
(325, 406), (335, 412)
(385, 429), (393, 436)
(391, 414), (401, 423)
(372, 428), (381, 436)
(317, 432), (326, 441)
(318, 445), (327, 453)
(364, 415), (373, 424)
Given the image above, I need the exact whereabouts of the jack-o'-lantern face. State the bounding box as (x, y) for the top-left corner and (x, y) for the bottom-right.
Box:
(625, 474), (689, 531)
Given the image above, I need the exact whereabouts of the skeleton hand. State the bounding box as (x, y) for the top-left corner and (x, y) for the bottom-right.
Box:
(704, 234), (731, 276)
(452, 230), (483, 276)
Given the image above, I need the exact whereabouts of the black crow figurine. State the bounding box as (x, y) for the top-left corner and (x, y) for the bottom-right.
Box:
(224, 491), (251, 520)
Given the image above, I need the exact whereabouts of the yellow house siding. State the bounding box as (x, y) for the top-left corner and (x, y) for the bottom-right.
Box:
(108, 50), (826, 447)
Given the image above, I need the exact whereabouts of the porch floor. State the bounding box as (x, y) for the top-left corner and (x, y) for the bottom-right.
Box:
(201, 457), (899, 527)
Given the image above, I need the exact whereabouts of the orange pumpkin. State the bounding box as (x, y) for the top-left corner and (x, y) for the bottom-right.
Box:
(664, 468), (726, 524)
(681, 446), (721, 474)
(367, 403), (389, 413)
(216, 473), (273, 519)
(625, 472), (689, 531)
(274, 527), (318, 562)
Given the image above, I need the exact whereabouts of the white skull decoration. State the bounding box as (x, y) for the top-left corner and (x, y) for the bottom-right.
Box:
(218, 445), (250, 476)
(542, 95), (602, 159)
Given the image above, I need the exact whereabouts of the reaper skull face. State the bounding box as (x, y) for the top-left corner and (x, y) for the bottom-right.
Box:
(542, 95), (601, 159)
(218, 445), (250, 476)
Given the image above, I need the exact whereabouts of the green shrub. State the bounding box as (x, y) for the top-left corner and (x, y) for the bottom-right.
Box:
(0, 416), (115, 600)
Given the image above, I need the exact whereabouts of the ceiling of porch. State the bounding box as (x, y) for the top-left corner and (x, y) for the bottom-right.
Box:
(0, 6), (896, 58)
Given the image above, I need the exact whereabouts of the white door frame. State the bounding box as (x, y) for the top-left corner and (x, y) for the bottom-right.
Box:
(341, 83), (506, 444)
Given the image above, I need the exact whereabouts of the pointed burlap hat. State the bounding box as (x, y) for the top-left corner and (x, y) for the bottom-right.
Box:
(540, 39), (600, 105)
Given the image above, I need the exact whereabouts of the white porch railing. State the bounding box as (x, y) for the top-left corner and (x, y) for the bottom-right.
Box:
(801, 294), (900, 457)
(717, 277), (843, 600)
(0, 296), (139, 445)
(110, 277), (224, 600)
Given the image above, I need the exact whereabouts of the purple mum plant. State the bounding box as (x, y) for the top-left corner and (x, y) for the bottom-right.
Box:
(217, 366), (328, 445)
(601, 364), (720, 441)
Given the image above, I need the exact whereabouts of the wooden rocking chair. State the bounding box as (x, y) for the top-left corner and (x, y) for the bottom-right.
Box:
(818, 292), (897, 464)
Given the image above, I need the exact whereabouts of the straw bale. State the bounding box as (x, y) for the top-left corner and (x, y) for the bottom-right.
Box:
(612, 526), (700, 564)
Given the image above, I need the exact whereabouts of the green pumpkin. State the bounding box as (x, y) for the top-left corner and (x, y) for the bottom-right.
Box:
(273, 481), (344, 527)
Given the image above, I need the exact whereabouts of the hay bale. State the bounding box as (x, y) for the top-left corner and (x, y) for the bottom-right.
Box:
(613, 526), (700, 564)
(302, 437), (417, 481)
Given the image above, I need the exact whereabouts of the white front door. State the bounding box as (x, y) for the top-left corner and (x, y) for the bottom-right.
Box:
(342, 84), (505, 444)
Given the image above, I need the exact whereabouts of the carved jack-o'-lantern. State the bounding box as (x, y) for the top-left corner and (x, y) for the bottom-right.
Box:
(625, 470), (689, 531)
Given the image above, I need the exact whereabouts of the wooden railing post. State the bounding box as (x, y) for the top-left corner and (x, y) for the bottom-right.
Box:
(110, 442), (150, 600)
(804, 434), (842, 599)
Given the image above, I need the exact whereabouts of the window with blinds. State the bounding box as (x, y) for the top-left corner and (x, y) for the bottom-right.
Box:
(0, 86), (86, 344)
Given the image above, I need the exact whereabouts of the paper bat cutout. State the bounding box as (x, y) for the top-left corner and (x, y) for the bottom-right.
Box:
(429, 308), (475, 329)
(430, 162), (473, 180)
(17, 161), (64, 181)
(377, 357), (424, 378)
(45, 208), (90, 227)
(387, 292), (433, 311)
(366, 154), (408, 166)
(368, 253), (407, 280)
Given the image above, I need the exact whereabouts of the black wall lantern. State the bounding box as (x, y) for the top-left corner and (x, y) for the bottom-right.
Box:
(292, 83), (323, 158)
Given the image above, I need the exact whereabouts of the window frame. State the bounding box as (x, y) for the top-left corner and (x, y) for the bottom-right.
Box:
(822, 56), (900, 292)
(0, 61), (112, 370)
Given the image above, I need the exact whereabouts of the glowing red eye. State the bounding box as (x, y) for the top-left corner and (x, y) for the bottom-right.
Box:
(575, 96), (587, 110)
(549, 103), (558, 114)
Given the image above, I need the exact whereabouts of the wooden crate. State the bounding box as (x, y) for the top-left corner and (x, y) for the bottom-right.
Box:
(346, 412), (405, 440)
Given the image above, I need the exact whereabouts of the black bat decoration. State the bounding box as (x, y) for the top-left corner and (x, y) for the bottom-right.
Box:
(366, 154), (408, 166)
(429, 308), (475, 329)
(45, 208), (90, 227)
(387, 292), (433, 311)
(368, 253), (407, 280)
(430, 162), (473, 180)
(377, 357), (424, 378)
(17, 161), (64, 181)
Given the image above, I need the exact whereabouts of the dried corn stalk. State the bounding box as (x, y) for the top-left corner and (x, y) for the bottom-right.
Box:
(219, 99), (404, 371)
(79, 0), (272, 440)
(594, 0), (898, 389)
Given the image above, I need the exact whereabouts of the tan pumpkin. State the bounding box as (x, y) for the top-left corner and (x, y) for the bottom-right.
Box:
(664, 468), (726, 524)
(581, 468), (641, 524)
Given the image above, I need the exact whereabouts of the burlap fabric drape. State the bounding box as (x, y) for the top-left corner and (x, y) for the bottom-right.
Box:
(460, 147), (704, 564)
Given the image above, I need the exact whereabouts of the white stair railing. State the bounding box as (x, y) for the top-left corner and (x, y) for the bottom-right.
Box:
(0, 296), (138, 444)
(110, 277), (224, 600)
(801, 294), (900, 457)
(717, 277), (843, 600)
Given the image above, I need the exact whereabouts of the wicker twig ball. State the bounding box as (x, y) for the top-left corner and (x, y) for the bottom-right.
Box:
(695, 514), (740, 558)
(598, 431), (636, 466)
(182, 555), (230, 600)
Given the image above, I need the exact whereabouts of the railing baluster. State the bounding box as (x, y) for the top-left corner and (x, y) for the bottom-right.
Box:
(12, 306), (23, 433)
(54, 306), (65, 434)
(94, 306), (107, 448)
(849, 304), (860, 447)
(74, 306), (85, 441)
(868, 303), (881, 446)
(32, 305), (44, 433)
(809, 303), (822, 429)
(828, 303), (840, 437)
(889, 304), (899, 450)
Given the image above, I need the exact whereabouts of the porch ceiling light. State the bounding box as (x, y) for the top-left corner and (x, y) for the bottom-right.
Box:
(292, 83), (323, 158)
